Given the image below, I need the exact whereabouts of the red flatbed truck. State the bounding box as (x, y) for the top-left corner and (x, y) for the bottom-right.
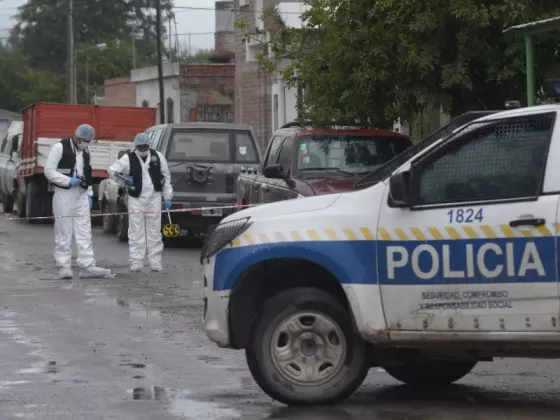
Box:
(16, 102), (156, 222)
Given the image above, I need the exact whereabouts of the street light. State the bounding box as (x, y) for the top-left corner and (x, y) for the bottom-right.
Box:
(74, 43), (107, 104)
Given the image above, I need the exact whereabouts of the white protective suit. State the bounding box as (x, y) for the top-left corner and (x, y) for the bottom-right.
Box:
(44, 138), (112, 279)
(108, 150), (172, 270)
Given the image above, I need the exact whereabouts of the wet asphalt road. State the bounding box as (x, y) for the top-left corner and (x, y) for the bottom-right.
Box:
(1, 216), (560, 419)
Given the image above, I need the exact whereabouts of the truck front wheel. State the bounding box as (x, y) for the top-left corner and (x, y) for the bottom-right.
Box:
(102, 201), (118, 234)
(382, 358), (476, 386)
(2, 192), (14, 214)
(116, 198), (128, 242)
(246, 287), (369, 406)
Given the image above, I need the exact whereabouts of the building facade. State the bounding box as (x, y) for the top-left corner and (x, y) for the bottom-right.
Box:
(234, 0), (306, 147)
(103, 62), (235, 125)
(215, 1), (236, 54)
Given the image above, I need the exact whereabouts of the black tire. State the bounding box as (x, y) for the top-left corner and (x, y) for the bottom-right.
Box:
(382, 358), (476, 386)
(16, 193), (25, 218)
(116, 199), (128, 242)
(102, 201), (118, 234)
(25, 180), (41, 224)
(2, 192), (14, 214)
(246, 287), (369, 406)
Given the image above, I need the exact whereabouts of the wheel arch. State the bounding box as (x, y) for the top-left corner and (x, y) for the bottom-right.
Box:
(228, 256), (351, 350)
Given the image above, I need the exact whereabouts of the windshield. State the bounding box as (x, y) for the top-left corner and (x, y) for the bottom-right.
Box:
(354, 110), (500, 187)
(296, 134), (411, 175)
(167, 130), (230, 162)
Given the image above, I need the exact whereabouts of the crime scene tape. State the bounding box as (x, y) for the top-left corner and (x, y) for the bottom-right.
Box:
(0, 204), (257, 222)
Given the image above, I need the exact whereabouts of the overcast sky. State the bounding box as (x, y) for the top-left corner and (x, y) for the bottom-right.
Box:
(0, 0), (216, 51)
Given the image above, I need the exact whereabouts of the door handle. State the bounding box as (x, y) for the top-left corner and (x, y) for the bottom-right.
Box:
(264, 187), (270, 193)
(509, 218), (546, 228)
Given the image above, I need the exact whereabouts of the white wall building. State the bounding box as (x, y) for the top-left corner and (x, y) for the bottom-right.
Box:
(131, 62), (181, 125)
(270, 2), (309, 131)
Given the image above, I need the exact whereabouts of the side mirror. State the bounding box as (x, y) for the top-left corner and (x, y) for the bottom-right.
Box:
(388, 171), (411, 207)
(263, 164), (288, 180)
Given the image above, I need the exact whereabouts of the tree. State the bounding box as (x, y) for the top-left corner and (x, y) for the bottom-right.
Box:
(240, 0), (560, 127)
(9, 0), (173, 74)
(0, 45), (28, 111)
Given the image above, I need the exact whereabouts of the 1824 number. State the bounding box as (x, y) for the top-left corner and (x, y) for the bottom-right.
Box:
(447, 208), (483, 223)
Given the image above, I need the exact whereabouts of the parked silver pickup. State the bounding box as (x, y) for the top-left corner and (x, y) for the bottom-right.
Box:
(99, 122), (263, 243)
(0, 121), (23, 213)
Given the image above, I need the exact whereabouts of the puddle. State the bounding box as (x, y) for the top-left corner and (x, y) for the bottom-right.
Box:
(82, 288), (162, 321)
(128, 387), (241, 419)
(18, 361), (58, 375)
(0, 381), (31, 391)
(120, 363), (146, 369)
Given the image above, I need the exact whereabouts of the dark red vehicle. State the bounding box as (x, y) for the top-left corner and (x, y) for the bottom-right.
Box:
(236, 122), (412, 205)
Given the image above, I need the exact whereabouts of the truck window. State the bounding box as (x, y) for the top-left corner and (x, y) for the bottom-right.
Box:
(297, 134), (409, 174)
(167, 130), (231, 162)
(264, 135), (284, 167)
(278, 136), (293, 167)
(0, 134), (7, 154)
(151, 127), (164, 150)
(234, 131), (258, 163)
(411, 114), (555, 206)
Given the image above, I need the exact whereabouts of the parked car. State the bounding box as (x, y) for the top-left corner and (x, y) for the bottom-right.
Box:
(236, 123), (412, 206)
(99, 122), (263, 242)
(0, 120), (23, 213)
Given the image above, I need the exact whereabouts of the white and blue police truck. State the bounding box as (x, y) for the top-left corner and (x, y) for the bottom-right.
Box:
(201, 105), (560, 405)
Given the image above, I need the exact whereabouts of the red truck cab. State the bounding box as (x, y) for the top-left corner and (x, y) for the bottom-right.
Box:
(237, 122), (412, 205)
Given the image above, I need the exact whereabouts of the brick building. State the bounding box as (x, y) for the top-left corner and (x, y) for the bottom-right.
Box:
(101, 76), (136, 107)
(102, 62), (235, 125)
(234, 0), (307, 148)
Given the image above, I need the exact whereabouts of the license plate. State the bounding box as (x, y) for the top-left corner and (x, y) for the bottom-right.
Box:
(201, 208), (223, 217)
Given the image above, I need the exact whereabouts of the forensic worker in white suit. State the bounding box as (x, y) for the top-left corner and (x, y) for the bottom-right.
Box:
(108, 133), (172, 272)
(44, 124), (113, 279)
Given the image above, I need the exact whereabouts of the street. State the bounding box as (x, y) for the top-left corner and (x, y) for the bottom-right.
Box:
(1, 216), (560, 419)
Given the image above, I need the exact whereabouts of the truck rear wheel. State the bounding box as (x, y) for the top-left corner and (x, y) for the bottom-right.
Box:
(382, 358), (476, 386)
(16, 193), (25, 218)
(246, 287), (369, 406)
(25, 180), (41, 224)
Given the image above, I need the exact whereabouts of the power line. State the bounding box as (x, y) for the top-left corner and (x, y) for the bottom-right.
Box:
(174, 5), (305, 14)
(1, 2), (308, 15)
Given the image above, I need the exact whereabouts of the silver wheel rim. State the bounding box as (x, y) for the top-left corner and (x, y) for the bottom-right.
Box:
(270, 311), (347, 387)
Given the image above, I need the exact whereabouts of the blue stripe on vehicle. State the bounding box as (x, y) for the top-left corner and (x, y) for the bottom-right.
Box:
(213, 240), (377, 291)
(212, 236), (556, 291)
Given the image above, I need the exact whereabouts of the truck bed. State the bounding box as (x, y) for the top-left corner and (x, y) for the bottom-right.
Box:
(28, 138), (132, 178)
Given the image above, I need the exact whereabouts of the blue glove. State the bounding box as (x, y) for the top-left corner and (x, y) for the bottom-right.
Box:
(88, 196), (93, 210)
(70, 176), (82, 187)
(164, 200), (171, 210)
(128, 176), (134, 185)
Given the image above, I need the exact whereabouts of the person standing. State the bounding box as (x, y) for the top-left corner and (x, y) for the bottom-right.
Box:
(108, 133), (172, 272)
(44, 124), (113, 279)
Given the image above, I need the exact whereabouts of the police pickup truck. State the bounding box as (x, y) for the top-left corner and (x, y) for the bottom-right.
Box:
(201, 104), (560, 405)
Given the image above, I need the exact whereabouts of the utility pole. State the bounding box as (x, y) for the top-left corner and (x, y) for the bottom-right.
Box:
(156, 0), (165, 123)
(68, 0), (75, 103)
(168, 14), (172, 62)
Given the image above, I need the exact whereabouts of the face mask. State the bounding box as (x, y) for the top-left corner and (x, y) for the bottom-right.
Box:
(77, 142), (88, 151)
(136, 149), (149, 158)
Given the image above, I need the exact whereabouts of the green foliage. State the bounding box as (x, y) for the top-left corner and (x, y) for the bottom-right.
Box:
(241, 0), (560, 128)
(0, 0), (174, 111)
